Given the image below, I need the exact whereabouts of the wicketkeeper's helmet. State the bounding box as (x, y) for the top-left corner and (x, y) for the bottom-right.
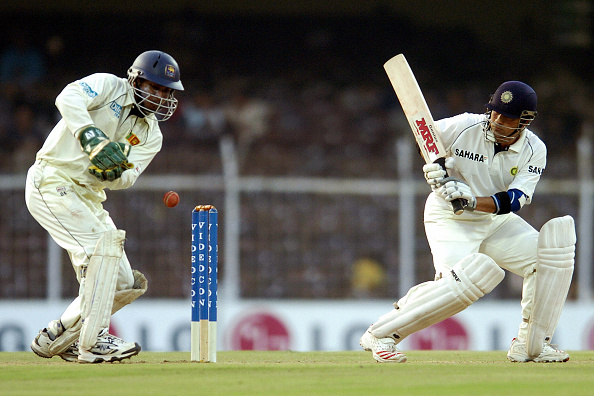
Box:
(127, 50), (184, 121)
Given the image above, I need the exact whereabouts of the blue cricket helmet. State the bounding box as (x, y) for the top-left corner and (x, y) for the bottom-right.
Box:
(486, 81), (537, 119)
(127, 50), (183, 121)
(127, 50), (184, 91)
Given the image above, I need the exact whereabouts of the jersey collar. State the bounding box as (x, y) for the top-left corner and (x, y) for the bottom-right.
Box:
(507, 130), (528, 152)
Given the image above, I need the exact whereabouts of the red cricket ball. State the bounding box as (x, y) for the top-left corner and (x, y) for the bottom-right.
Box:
(163, 191), (180, 208)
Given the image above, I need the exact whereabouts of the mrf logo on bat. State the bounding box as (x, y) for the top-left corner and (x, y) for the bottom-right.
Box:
(414, 117), (441, 156)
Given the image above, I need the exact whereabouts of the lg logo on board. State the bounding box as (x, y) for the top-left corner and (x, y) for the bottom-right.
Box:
(229, 312), (291, 351)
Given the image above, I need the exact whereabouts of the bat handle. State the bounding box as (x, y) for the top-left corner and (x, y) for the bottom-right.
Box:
(433, 157), (465, 215)
(451, 198), (465, 215)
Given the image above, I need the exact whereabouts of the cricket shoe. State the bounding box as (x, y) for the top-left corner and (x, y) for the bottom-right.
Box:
(359, 330), (407, 363)
(78, 328), (141, 363)
(59, 342), (79, 362)
(507, 338), (569, 363)
(30, 321), (75, 361)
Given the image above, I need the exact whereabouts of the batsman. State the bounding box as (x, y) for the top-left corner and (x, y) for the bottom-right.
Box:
(361, 81), (575, 363)
(25, 50), (184, 363)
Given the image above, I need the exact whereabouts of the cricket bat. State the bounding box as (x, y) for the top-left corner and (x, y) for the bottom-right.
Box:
(384, 54), (464, 215)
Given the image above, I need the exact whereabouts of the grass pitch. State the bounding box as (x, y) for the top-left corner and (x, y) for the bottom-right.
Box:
(1, 350), (593, 395)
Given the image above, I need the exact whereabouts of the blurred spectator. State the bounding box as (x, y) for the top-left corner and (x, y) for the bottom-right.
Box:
(351, 257), (386, 298)
(182, 91), (228, 143)
(0, 101), (48, 172)
(225, 86), (273, 169)
(0, 30), (46, 94)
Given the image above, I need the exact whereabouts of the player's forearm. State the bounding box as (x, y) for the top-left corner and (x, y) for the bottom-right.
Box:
(475, 196), (497, 214)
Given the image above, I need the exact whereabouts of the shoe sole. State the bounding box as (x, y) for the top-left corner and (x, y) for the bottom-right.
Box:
(534, 357), (569, 363)
(508, 354), (569, 363)
(78, 343), (141, 364)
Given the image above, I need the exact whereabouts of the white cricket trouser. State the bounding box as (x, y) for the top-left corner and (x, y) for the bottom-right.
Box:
(25, 160), (134, 328)
(424, 193), (538, 340)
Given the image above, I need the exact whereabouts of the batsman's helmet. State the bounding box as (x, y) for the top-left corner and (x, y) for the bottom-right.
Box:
(127, 50), (184, 121)
(484, 81), (537, 143)
(486, 81), (537, 120)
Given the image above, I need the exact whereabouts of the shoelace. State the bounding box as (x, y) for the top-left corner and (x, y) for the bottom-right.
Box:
(372, 338), (398, 352)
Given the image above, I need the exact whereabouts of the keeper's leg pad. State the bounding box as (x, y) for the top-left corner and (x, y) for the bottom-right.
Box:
(79, 230), (125, 351)
(526, 215), (575, 358)
(112, 269), (148, 312)
(49, 270), (147, 355)
(370, 253), (504, 340)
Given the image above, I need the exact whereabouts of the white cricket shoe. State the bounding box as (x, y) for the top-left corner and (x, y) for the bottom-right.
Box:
(30, 328), (56, 359)
(359, 330), (407, 363)
(59, 342), (79, 362)
(507, 338), (569, 363)
(31, 321), (76, 362)
(78, 328), (141, 363)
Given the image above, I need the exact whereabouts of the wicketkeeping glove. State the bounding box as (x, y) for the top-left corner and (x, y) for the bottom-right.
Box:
(79, 126), (130, 170)
(88, 162), (134, 182)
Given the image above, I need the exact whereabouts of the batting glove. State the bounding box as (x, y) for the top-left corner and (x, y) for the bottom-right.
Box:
(423, 157), (455, 190)
(438, 177), (477, 211)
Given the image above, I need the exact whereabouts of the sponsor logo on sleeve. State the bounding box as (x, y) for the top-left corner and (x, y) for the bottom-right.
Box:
(79, 81), (98, 98)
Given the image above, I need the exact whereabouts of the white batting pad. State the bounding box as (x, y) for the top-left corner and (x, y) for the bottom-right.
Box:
(526, 216), (575, 358)
(370, 253), (504, 340)
(79, 230), (125, 351)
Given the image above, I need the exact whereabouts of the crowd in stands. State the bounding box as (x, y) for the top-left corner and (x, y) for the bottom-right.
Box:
(0, 12), (591, 299)
(1, 13), (591, 179)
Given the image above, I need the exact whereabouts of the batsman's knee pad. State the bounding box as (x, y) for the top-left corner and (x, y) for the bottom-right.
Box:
(526, 215), (575, 358)
(370, 253), (504, 340)
(79, 230), (126, 350)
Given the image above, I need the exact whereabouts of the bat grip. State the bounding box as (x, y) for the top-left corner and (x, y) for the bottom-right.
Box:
(433, 157), (465, 215)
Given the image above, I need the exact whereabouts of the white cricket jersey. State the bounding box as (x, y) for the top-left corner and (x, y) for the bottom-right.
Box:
(35, 73), (162, 198)
(435, 113), (546, 203)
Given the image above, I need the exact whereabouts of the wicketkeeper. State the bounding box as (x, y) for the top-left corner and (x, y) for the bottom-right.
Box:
(360, 81), (575, 363)
(26, 50), (184, 363)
